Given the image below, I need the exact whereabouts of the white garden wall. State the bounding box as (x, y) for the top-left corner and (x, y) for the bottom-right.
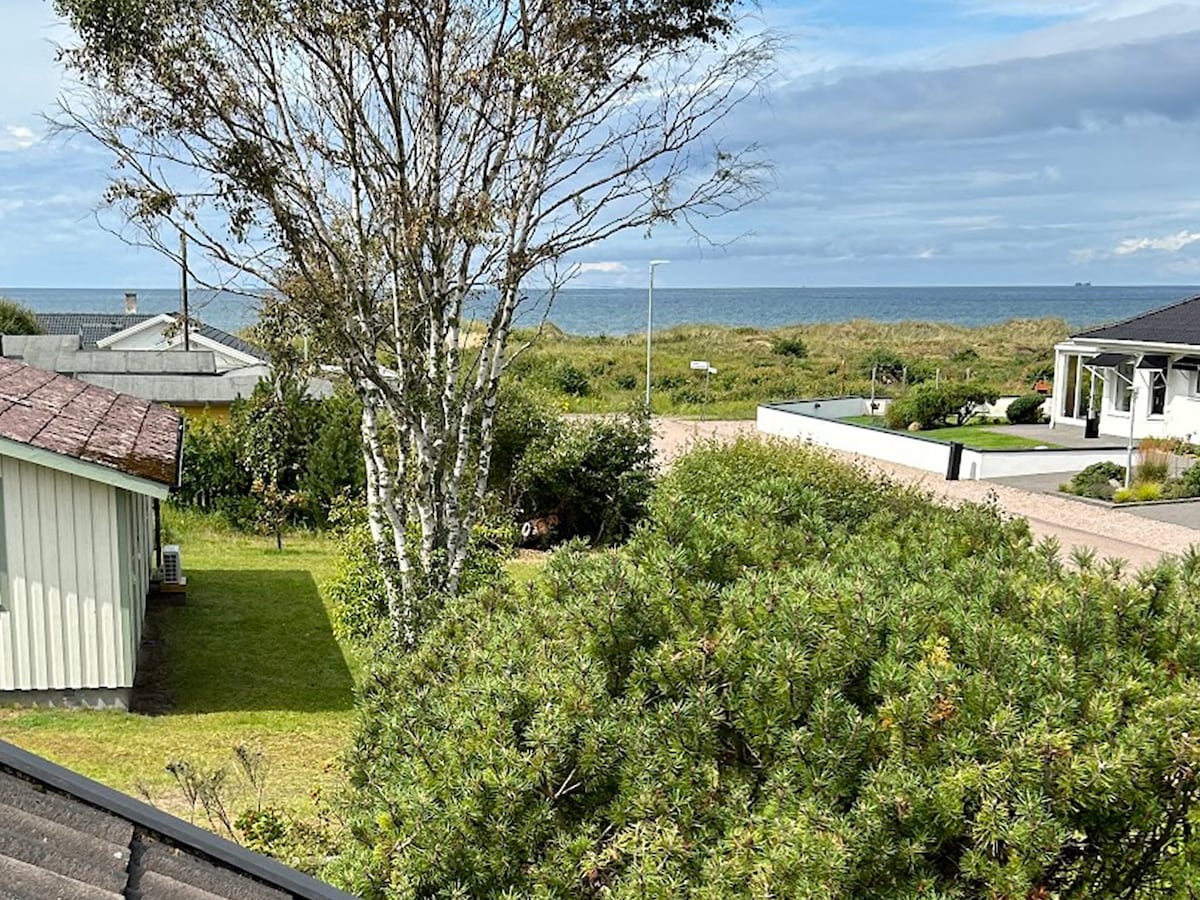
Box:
(758, 403), (1128, 481)
(758, 404), (951, 475)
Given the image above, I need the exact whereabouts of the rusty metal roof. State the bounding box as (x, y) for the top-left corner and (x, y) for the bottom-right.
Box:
(0, 358), (181, 488)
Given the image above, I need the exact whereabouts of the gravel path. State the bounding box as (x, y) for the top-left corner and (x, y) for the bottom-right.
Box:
(651, 418), (1200, 569)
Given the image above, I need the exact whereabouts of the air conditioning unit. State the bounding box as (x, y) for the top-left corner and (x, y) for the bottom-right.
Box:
(161, 545), (182, 585)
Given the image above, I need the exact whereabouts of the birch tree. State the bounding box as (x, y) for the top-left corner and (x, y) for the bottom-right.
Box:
(54, 0), (773, 645)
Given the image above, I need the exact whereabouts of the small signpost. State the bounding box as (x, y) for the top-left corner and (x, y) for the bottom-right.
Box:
(690, 361), (717, 420)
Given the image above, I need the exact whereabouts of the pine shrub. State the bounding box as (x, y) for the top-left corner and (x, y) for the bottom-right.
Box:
(334, 440), (1200, 898)
(1005, 392), (1045, 424)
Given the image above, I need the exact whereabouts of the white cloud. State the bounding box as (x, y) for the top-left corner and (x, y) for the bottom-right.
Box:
(574, 261), (628, 274)
(0, 124), (37, 151)
(1114, 229), (1200, 255)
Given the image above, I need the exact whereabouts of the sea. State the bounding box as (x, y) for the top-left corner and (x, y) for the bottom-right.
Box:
(1, 285), (1195, 337)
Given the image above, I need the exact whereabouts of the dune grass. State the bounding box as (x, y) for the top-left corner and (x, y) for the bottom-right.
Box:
(0, 509), (358, 821)
(510, 317), (1068, 419)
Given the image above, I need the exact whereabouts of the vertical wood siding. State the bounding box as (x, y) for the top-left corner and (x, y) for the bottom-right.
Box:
(0, 458), (154, 691)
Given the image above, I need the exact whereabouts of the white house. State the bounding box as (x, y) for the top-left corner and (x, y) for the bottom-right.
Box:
(37, 305), (268, 373)
(1052, 293), (1200, 442)
(6, 304), (331, 415)
(0, 358), (183, 708)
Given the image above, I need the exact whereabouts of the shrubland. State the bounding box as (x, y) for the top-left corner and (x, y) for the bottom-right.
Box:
(511, 317), (1065, 417)
(178, 378), (653, 558)
(331, 439), (1200, 899)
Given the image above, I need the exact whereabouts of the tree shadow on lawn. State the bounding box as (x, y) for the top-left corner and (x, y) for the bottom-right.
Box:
(134, 569), (356, 715)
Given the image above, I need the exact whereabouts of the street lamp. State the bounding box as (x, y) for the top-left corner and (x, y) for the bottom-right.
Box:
(646, 259), (669, 409)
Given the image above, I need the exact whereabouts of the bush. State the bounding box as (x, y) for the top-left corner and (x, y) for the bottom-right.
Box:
(511, 411), (654, 545)
(487, 381), (563, 499)
(174, 387), (367, 531)
(1114, 482), (1163, 503)
(336, 440), (1200, 899)
(0, 297), (41, 335)
(771, 336), (807, 358)
(325, 497), (511, 646)
(885, 382), (1000, 430)
(555, 363), (590, 396)
(1005, 392), (1046, 424)
(1063, 461), (1125, 499)
(176, 415), (252, 513)
(298, 389), (364, 525)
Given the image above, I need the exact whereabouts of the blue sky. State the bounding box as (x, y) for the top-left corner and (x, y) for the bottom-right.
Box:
(3, 0), (1200, 288)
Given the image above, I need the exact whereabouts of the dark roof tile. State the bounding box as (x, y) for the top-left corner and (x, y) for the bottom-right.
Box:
(130, 840), (290, 900)
(35, 313), (156, 349)
(0, 741), (354, 900)
(1074, 293), (1200, 344)
(0, 770), (132, 899)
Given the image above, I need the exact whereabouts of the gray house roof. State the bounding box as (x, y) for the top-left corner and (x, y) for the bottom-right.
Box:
(0, 738), (355, 899)
(0, 336), (301, 408)
(34, 313), (269, 362)
(1074, 293), (1200, 344)
(36, 313), (156, 348)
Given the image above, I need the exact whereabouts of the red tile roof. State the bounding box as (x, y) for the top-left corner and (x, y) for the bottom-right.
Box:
(0, 358), (182, 487)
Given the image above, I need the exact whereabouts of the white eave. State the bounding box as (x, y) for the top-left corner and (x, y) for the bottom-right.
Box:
(1059, 336), (1200, 354)
(97, 315), (264, 368)
(95, 314), (176, 348)
(171, 330), (263, 367)
(0, 435), (174, 500)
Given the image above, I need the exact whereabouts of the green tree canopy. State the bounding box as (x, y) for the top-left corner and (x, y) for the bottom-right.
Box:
(335, 440), (1200, 898)
(54, 0), (772, 644)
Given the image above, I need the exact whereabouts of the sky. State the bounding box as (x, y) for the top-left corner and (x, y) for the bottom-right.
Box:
(3, 0), (1200, 288)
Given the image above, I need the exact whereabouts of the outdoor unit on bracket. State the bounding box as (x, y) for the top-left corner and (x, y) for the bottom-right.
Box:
(161, 544), (183, 585)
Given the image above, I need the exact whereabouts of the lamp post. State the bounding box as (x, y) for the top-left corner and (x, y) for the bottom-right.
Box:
(645, 260), (669, 409)
(1126, 386), (1138, 489)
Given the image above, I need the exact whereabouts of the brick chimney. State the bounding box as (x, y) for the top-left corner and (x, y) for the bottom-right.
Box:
(124, 291), (138, 315)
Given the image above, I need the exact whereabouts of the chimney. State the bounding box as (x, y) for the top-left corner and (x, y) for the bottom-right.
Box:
(124, 291), (138, 315)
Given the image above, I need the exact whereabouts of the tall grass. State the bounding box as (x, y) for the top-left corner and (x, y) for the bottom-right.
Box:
(509, 317), (1069, 418)
(1136, 438), (1172, 484)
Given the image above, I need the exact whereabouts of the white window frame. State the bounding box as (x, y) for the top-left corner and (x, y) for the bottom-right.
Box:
(1149, 369), (1168, 417)
(1188, 370), (1200, 399)
(1112, 363), (1134, 413)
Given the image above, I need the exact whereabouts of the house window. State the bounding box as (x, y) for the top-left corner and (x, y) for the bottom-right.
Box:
(1151, 370), (1167, 416)
(1112, 363), (1134, 413)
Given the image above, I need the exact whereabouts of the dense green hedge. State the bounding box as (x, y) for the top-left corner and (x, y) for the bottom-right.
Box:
(333, 440), (1200, 899)
(1005, 392), (1047, 424)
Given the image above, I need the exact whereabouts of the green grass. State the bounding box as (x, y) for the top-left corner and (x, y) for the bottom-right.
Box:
(840, 416), (1059, 450)
(0, 508), (359, 821)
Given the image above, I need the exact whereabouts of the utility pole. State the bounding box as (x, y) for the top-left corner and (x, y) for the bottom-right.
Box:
(180, 230), (191, 352)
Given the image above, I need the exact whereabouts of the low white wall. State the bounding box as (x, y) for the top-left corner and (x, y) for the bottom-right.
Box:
(758, 405), (951, 475)
(964, 447), (1129, 479)
(774, 397), (872, 419)
(759, 404), (1128, 481)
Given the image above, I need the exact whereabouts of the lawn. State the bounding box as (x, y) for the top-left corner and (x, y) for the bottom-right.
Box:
(841, 416), (1060, 450)
(0, 508), (360, 822)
